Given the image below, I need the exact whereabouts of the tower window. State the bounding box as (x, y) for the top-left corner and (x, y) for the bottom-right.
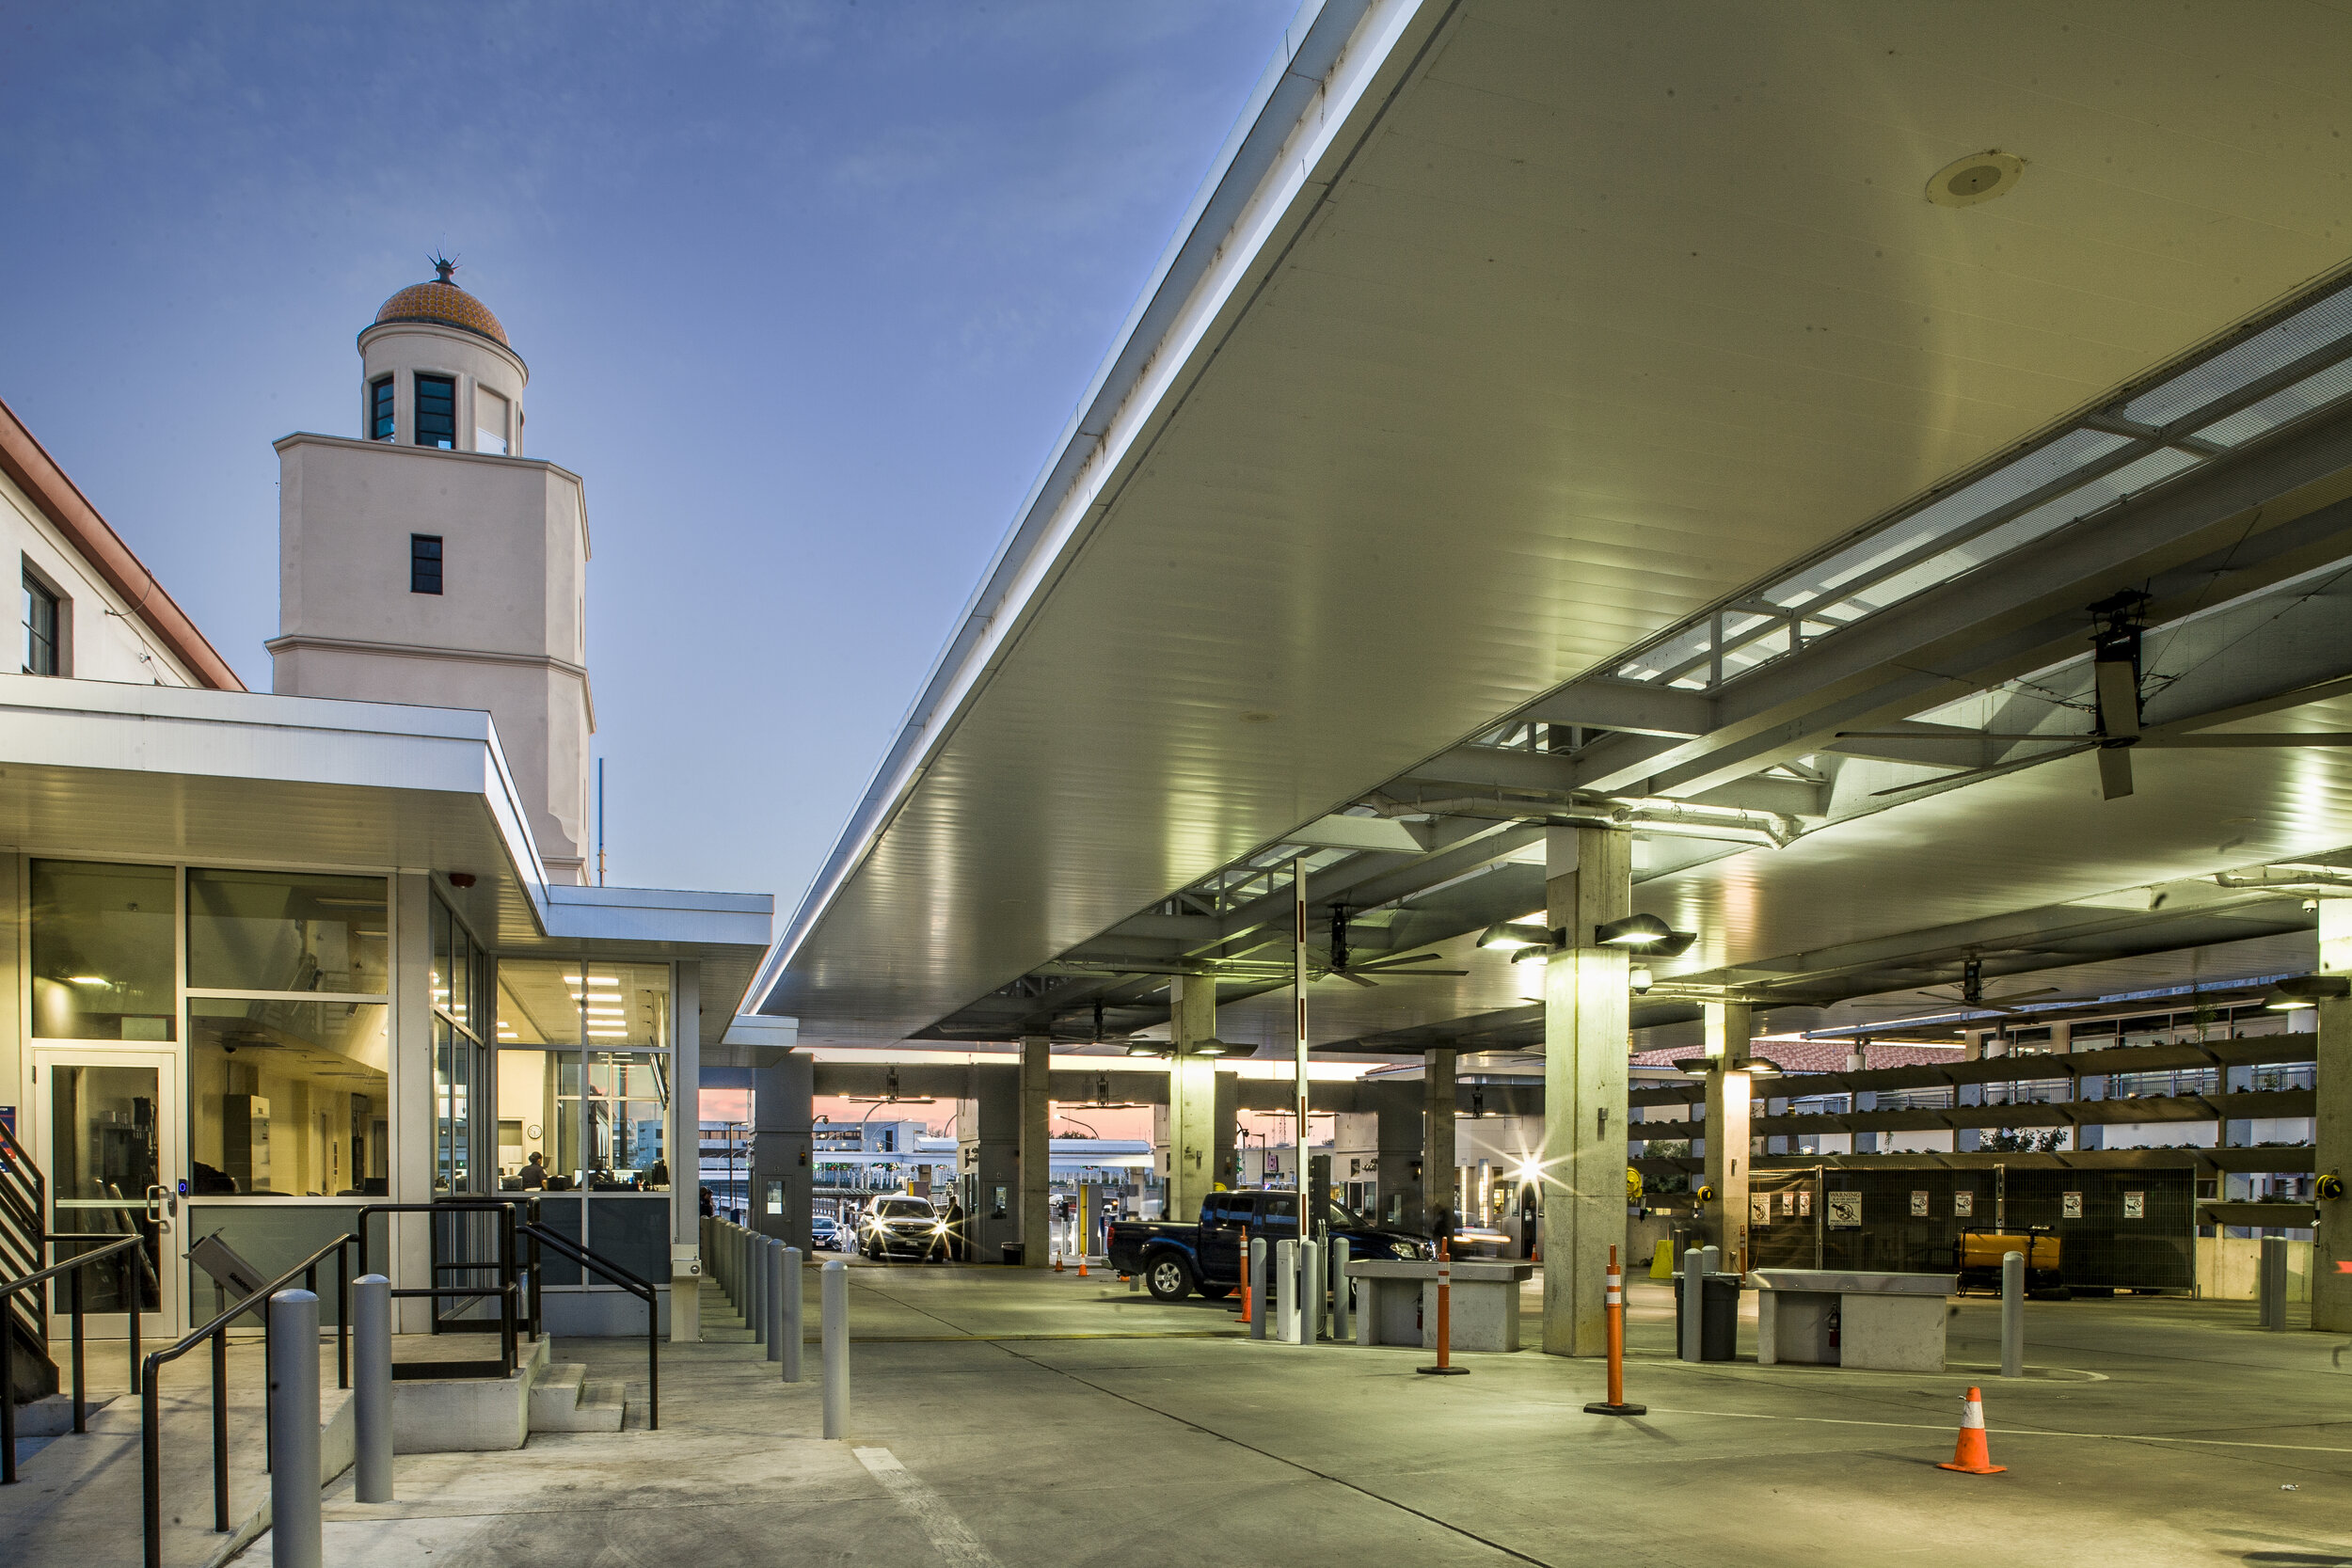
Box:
(410, 534), (443, 595)
(370, 375), (395, 441)
(22, 569), (61, 675)
(414, 374), (456, 450)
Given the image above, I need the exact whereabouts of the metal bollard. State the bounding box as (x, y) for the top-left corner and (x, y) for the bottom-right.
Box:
(1275, 1241), (1300, 1343)
(1299, 1239), (1323, 1343)
(1679, 1247), (1705, 1363)
(1329, 1237), (1352, 1342)
(1248, 1237), (1268, 1341)
(268, 1290), (323, 1568)
(2259, 1234), (2289, 1331)
(751, 1231), (769, 1346)
(821, 1259), (850, 1437)
(353, 1275), (393, 1503)
(765, 1240), (784, 1362)
(2000, 1251), (2025, 1377)
(781, 1246), (803, 1384)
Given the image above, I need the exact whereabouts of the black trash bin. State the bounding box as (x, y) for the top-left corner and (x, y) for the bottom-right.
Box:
(1672, 1272), (1740, 1361)
(1001, 1243), (1025, 1266)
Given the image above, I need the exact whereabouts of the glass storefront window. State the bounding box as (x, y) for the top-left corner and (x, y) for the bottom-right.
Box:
(186, 869), (387, 995)
(430, 896), (489, 1195)
(187, 1000), (389, 1195)
(29, 860), (176, 1040)
(584, 1053), (669, 1189)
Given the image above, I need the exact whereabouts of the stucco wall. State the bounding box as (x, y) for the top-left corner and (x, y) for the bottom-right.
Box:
(3, 467), (207, 687)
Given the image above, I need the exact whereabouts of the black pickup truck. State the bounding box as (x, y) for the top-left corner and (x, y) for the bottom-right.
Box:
(1106, 1189), (1434, 1301)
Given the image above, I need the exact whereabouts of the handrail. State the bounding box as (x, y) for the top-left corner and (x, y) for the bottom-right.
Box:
(0, 1233), (144, 1484)
(517, 1221), (659, 1431)
(357, 1200), (518, 1373)
(139, 1230), (356, 1568)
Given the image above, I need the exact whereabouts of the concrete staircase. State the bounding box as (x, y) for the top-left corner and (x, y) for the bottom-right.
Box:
(528, 1362), (627, 1433)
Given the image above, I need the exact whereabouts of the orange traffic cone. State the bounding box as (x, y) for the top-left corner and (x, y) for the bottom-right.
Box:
(1053, 1249), (1064, 1273)
(1077, 1251), (1089, 1278)
(1937, 1387), (2006, 1474)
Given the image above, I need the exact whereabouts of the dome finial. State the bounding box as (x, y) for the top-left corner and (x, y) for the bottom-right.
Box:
(430, 252), (458, 285)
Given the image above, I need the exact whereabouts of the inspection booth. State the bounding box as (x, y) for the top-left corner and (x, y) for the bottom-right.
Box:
(1348, 1258), (1535, 1352)
(1753, 1268), (1955, 1371)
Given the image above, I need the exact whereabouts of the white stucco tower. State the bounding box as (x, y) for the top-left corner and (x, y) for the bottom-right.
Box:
(269, 261), (596, 882)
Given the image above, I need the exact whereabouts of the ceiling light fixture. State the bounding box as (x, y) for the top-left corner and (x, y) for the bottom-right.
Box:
(2265, 974), (2350, 1010)
(1593, 914), (1698, 957)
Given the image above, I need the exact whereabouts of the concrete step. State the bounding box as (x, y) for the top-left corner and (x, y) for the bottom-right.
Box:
(527, 1362), (626, 1433)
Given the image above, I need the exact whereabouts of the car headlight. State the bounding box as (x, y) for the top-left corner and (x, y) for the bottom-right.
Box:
(1389, 1241), (1419, 1260)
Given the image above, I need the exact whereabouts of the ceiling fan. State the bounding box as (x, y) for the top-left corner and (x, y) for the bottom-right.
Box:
(1318, 905), (1467, 989)
(1837, 591), (2352, 801)
(1849, 958), (2056, 1017)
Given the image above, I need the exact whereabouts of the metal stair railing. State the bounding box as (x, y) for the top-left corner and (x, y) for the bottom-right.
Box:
(137, 1230), (357, 1568)
(0, 1233), (146, 1484)
(516, 1217), (660, 1431)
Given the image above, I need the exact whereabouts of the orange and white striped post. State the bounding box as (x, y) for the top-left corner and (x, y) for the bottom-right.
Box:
(1416, 1234), (1469, 1377)
(1238, 1225), (1253, 1323)
(1583, 1243), (1645, 1416)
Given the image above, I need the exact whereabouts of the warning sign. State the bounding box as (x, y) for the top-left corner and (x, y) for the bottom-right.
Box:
(2061, 1191), (2083, 1219)
(2122, 1192), (2144, 1220)
(1828, 1191), (1863, 1228)
(1910, 1191), (1930, 1217)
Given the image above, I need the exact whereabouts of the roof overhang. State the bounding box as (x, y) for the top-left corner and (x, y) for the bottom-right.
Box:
(0, 673), (772, 1043)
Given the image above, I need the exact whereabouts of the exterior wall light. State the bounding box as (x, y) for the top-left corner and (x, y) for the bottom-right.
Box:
(1188, 1037), (1238, 1057)
(1477, 921), (1557, 951)
(1125, 1040), (1172, 1057)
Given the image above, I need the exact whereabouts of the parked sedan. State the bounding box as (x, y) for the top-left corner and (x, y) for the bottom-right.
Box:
(812, 1215), (852, 1252)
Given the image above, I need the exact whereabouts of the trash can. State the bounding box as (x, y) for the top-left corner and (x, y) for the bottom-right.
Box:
(1672, 1272), (1740, 1361)
(1000, 1243), (1025, 1266)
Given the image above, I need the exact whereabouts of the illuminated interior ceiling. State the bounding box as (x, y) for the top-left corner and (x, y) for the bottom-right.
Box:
(758, 1), (2352, 1051)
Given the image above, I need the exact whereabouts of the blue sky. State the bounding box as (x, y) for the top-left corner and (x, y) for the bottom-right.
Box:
(0, 0), (1295, 908)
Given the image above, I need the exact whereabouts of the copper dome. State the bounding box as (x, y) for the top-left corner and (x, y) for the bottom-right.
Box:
(372, 274), (509, 348)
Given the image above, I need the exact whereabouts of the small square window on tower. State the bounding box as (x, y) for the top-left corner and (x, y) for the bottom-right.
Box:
(370, 375), (395, 441)
(410, 533), (443, 595)
(414, 373), (455, 449)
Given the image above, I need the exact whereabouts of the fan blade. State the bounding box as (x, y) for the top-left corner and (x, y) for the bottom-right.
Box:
(1355, 952), (1450, 971)
(2095, 657), (2141, 739)
(1986, 987), (2058, 1003)
(2097, 745), (2134, 800)
(1331, 971), (1379, 989)
(1869, 742), (2094, 799)
(2137, 732), (2352, 748)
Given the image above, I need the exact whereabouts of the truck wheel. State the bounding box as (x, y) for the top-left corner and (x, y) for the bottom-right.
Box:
(1198, 1283), (1232, 1299)
(1145, 1255), (1194, 1301)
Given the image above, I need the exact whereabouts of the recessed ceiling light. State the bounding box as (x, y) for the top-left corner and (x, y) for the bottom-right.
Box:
(1927, 150), (2023, 208)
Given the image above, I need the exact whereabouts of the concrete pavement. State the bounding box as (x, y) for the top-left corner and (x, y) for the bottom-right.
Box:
(197, 1263), (2352, 1565)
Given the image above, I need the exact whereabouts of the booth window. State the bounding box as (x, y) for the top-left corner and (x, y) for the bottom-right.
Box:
(22, 568), (61, 675)
(183, 867), (391, 1197)
(413, 373), (455, 449)
(494, 958), (672, 1285)
(369, 375), (395, 441)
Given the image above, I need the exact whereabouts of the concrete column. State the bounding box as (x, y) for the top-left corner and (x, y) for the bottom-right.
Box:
(1376, 1083), (1423, 1227)
(1213, 1069), (1240, 1194)
(751, 1051), (814, 1249)
(2315, 902), (2352, 1331)
(957, 1064), (1021, 1262)
(1703, 1003), (1754, 1272)
(1020, 1036), (1051, 1267)
(1167, 975), (1216, 1222)
(1423, 1050), (1457, 1233)
(1540, 825), (1631, 1358)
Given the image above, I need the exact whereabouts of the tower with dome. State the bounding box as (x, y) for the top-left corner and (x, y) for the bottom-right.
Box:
(268, 260), (596, 883)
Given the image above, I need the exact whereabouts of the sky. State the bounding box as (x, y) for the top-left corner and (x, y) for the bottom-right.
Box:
(0, 0), (1298, 916)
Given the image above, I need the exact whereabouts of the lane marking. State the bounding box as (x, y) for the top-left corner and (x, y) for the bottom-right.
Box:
(1642, 1406), (2352, 1455)
(853, 1446), (1003, 1567)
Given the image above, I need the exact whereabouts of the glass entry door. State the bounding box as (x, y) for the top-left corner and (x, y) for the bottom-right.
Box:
(34, 1049), (180, 1337)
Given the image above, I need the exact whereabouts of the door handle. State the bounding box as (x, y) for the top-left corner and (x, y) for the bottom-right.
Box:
(146, 1184), (175, 1231)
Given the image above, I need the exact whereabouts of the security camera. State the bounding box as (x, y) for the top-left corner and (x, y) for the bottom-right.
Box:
(1629, 966), (1654, 994)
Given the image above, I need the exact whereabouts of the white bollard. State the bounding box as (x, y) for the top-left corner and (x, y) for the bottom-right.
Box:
(269, 1290), (323, 1568)
(1248, 1236), (1268, 1342)
(1275, 1240), (1300, 1343)
(353, 1274), (393, 1503)
(765, 1239), (785, 1363)
(1329, 1237), (1352, 1342)
(781, 1245), (803, 1383)
(821, 1259), (850, 1437)
(750, 1230), (768, 1345)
